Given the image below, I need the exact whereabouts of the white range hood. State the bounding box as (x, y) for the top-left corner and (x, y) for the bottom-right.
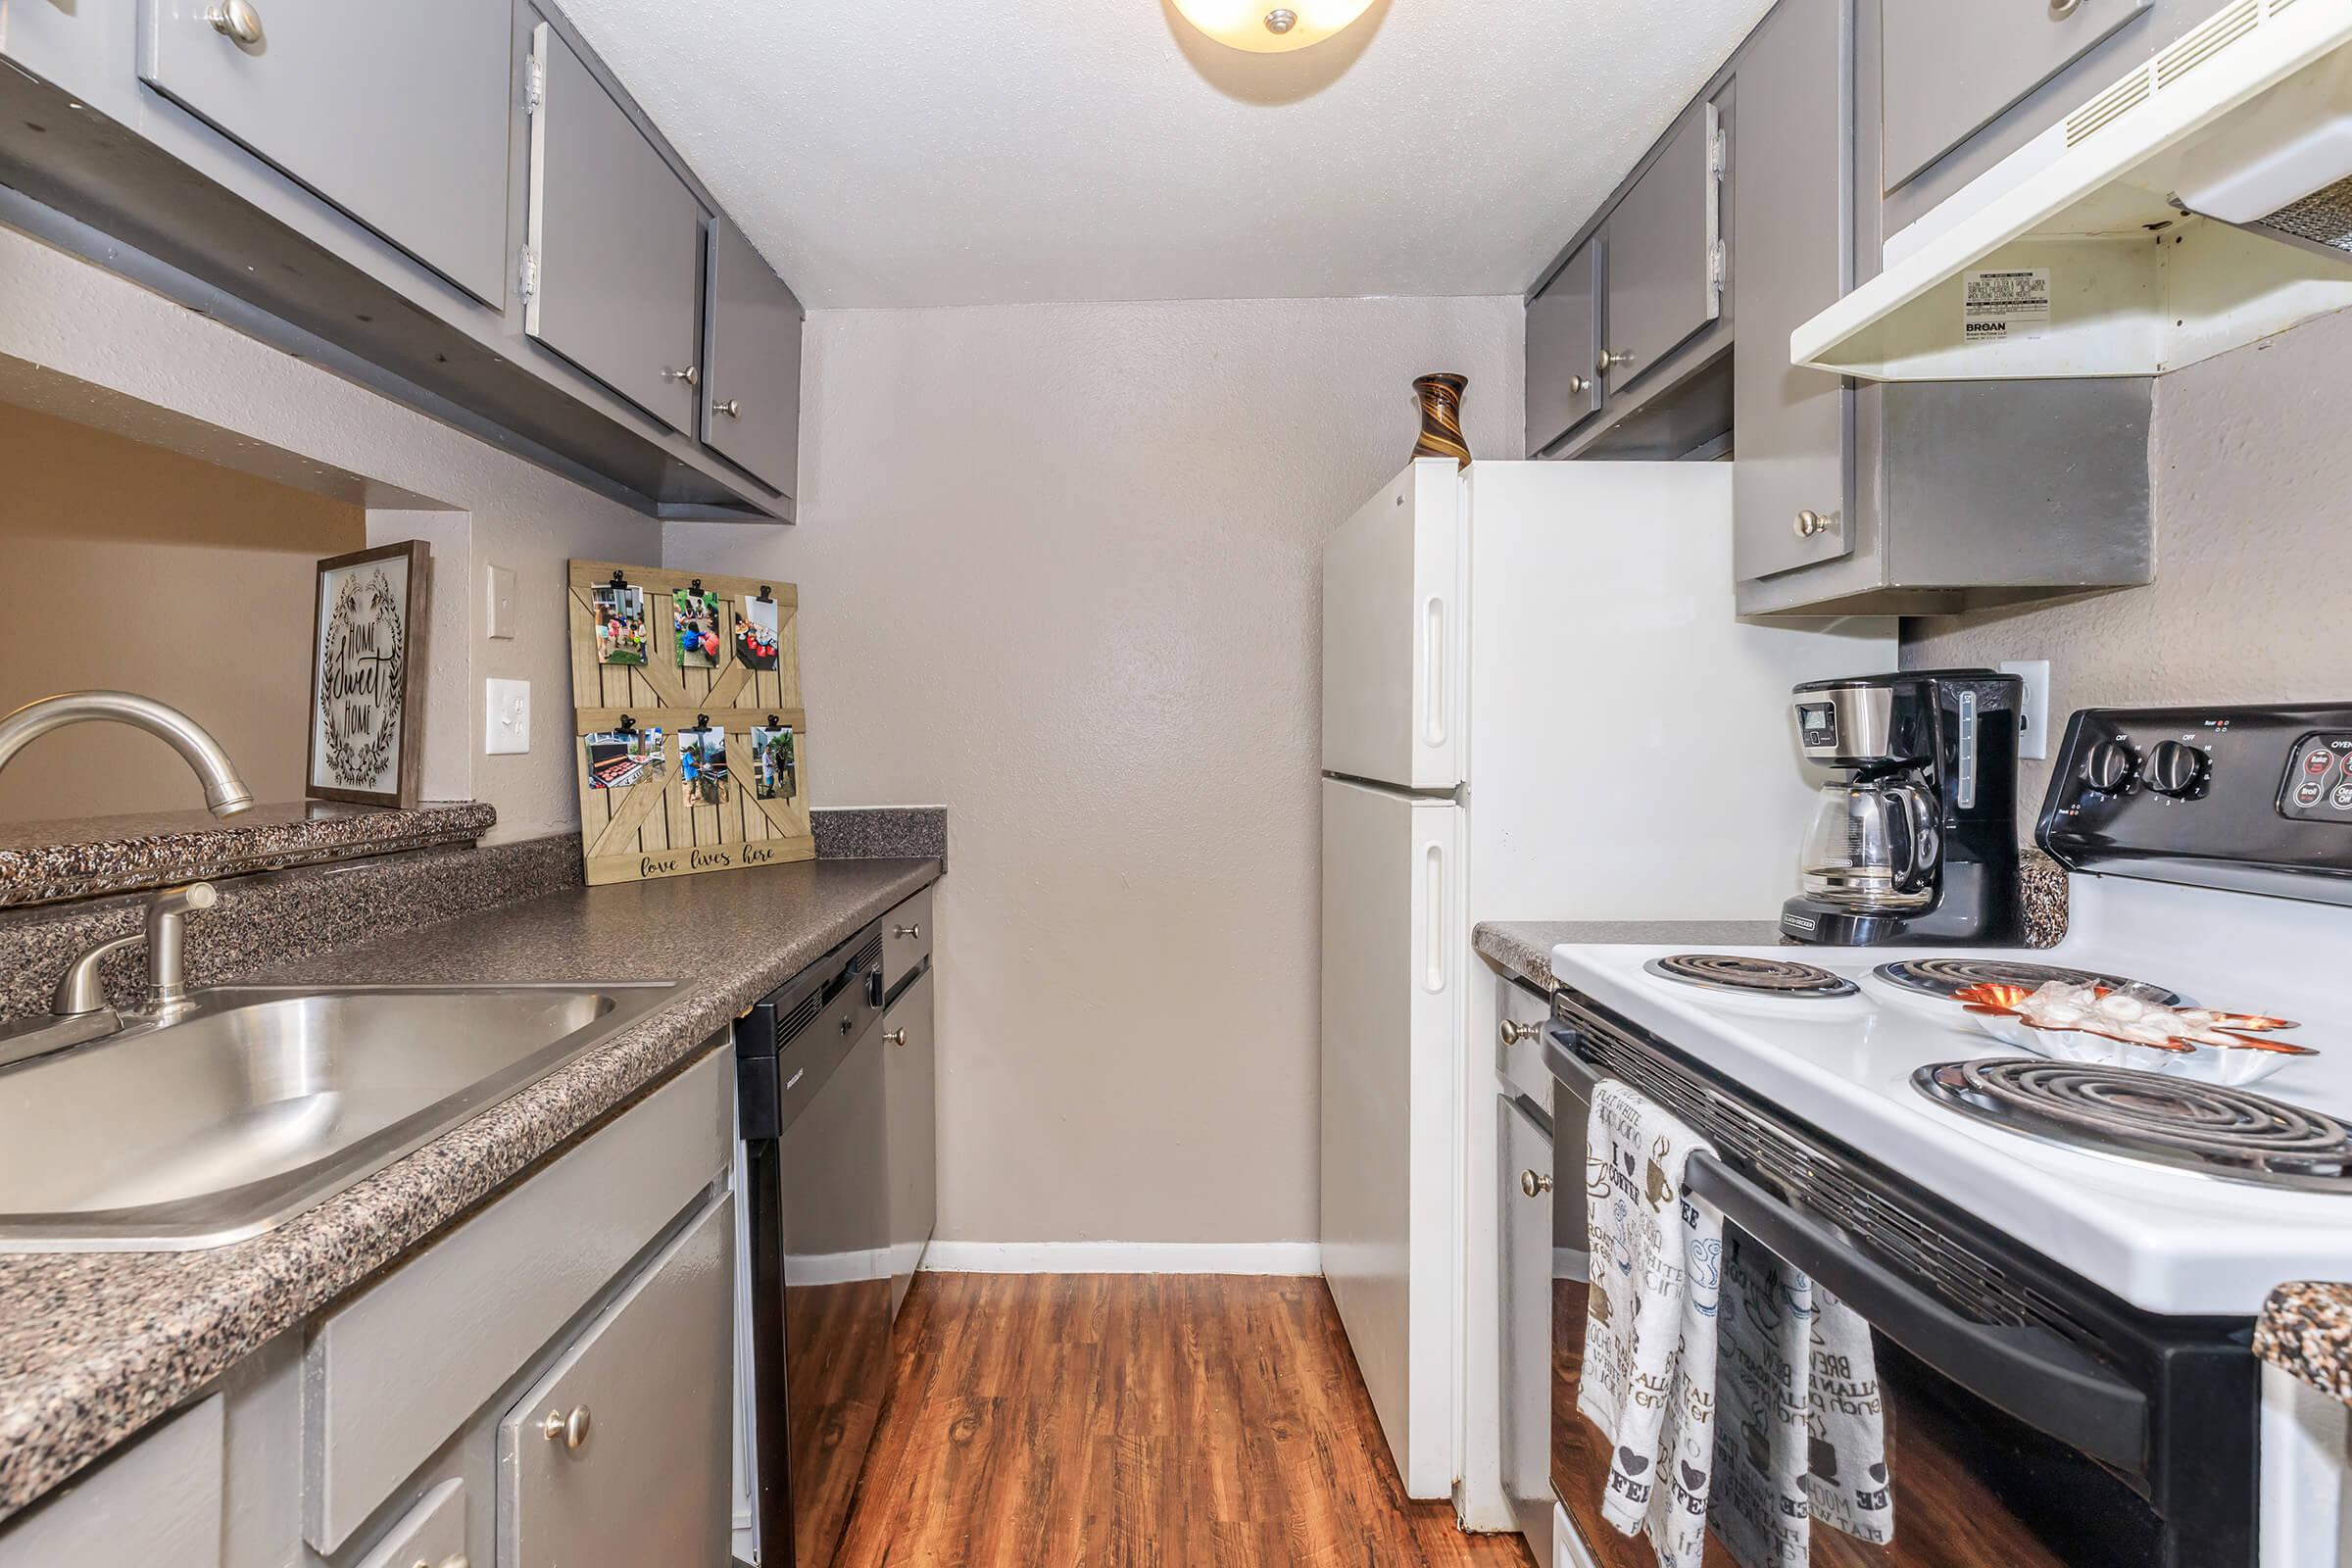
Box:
(1793, 0), (2352, 381)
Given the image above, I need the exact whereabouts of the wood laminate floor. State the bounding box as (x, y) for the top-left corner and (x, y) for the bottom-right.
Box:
(834, 1273), (1540, 1567)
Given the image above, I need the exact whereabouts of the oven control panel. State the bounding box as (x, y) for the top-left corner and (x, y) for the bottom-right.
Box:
(2040, 705), (2352, 902)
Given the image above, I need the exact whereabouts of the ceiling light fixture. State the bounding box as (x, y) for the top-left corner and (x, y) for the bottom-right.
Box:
(1171, 0), (1376, 53)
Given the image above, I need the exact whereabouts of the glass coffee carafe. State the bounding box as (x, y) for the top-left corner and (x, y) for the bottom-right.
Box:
(1798, 775), (1940, 911)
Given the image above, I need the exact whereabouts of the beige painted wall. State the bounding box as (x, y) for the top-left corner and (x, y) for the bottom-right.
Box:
(669, 295), (1524, 1246)
(1904, 307), (2352, 833)
(0, 403), (366, 822)
(0, 225), (657, 841)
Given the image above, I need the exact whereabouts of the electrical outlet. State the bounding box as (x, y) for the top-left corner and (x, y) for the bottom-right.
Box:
(486, 564), (516, 640)
(484, 678), (530, 756)
(2000, 660), (2052, 760)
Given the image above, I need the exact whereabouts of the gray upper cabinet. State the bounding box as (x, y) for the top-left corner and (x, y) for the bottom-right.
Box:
(524, 20), (706, 435)
(1881, 0), (2151, 194)
(1524, 238), (1601, 457)
(138, 0), (513, 306)
(1732, 0), (1854, 581)
(1597, 101), (1723, 394)
(703, 217), (805, 499)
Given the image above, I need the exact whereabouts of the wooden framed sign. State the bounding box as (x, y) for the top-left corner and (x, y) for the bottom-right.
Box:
(308, 540), (429, 808)
(565, 560), (812, 887)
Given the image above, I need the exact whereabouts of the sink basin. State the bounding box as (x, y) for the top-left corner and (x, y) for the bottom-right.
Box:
(0, 983), (674, 1251)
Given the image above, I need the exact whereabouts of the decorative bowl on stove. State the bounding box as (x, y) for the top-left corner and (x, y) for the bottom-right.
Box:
(1950, 982), (2315, 1087)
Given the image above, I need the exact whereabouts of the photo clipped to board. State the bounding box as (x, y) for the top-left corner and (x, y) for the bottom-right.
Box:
(309, 540), (428, 808)
(751, 723), (797, 801)
(674, 584), (722, 669)
(593, 581), (649, 666)
(680, 723), (729, 808)
(585, 724), (665, 790)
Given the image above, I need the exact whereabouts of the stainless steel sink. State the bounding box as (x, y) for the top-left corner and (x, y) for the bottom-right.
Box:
(0, 982), (674, 1251)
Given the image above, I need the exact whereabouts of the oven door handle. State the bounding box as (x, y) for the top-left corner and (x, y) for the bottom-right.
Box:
(1549, 1033), (2151, 1473)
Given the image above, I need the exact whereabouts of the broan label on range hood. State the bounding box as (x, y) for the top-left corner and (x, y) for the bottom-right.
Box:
(1793, 0), (2352, 382)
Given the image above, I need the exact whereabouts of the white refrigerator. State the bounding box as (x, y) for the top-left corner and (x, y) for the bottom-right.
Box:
(1318, 458), (1893, 1500)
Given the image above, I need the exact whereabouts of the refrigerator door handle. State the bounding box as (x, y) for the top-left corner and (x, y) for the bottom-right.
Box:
(1421, 595), (1447, 751)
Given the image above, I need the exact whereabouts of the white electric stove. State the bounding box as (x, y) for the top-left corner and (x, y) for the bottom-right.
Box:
(1543, 703), (2352, 1568)
(1550, 865), (2352, 1317)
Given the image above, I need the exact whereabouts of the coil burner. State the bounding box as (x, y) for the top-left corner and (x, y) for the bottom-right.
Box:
(1643, 955), (1858, 1000)
(1916, 1058), (2352, 1191)
(1874, 957), (2184, 1006)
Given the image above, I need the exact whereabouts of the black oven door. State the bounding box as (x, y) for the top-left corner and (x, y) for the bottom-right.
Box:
(1546, 1013), (2257, 1568)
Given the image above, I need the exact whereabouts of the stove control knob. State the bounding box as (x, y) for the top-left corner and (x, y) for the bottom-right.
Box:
(2082, 738), (2141, 794)
(2147, 740), (2209, 798)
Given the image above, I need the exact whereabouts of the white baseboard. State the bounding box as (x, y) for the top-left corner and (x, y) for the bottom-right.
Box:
(920, 1241), (1323, 1276)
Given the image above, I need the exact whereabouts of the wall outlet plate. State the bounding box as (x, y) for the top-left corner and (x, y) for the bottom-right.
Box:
(2000, 660), (2052, 760)
(484, 678), (530, 755)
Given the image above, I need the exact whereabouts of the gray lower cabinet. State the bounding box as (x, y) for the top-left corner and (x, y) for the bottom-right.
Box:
(137, 0), (513, 307)
(703, 217), (806, 499)
(1598, 99), (1723, 392)
(1524, 237), (1601, 456)
(0, 1396), (222, 1568)
(885, 962), (937, 1320)
(524, 19), (707, 435)
(1499, 1094), (1553, 1563)
(501, 1194), (735, 1568)
(1881, 0), (2151, 196)
(1731, 0), (1855, 581)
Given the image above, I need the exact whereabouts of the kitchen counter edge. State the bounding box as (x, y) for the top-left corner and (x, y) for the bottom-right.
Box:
(0, 854), (941, 1522)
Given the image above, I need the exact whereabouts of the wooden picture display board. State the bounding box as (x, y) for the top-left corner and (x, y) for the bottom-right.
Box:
(565, 560), (812, 886)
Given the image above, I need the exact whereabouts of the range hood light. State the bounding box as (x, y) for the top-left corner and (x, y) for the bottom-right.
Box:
(1171, 0), (1376, 52)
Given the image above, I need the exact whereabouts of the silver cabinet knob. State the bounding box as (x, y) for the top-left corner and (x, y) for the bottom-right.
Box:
(1793, 510), (1835, 538)
(1521, 1170), (1553, 1198)
(883, 1027), (907, 1048)
(2050, 0), (2083, 17)
(539, 1405), (591, 1449)
(713, 398), (742, 418)
(1567, 375), (1592, 397)
(661, 365), (700, 388)
(1596, 350), (1634, 376)
(893, 923), (922, 939)
(1498, 1019), (1542, 1047)
(206, 0), (263, 44)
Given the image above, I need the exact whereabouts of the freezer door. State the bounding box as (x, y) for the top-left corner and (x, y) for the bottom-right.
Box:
(1323, 460), (1464, 791)
(1318, 776), (1458, 1498)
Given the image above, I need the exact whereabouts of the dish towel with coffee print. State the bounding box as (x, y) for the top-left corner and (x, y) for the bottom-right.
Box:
(1577, 1080), (1725, 1568)
(1710, 1231), (1895, 1567)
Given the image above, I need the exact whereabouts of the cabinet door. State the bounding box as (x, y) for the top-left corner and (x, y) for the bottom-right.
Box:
(1499, 1096), (1554, 1560)
(703, 217), (804, 498)
(1883, 0), (2150, 193)
(885, 966), (937, 1321)
(139, 0), (512, 305)
(523, 22), (705, 434)
(1525, 237), (1601, 456)
(1599, 102), (1722, 392)
(501, 1194), (733, 1568)
(1734, 0), (1857, 581)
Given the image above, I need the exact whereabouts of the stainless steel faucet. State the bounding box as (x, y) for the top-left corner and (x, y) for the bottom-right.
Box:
(0, 881), (220, 1069)
(0, 691), (254, 816)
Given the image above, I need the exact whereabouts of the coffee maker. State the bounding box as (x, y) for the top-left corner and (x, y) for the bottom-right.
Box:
(1780, 669), (2026, 946)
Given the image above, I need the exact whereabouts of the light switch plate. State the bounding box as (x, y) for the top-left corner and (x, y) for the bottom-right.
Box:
(2000, 660), (2052, 760)
(486, 564), (516, 641)
(484, 678), (530, 755)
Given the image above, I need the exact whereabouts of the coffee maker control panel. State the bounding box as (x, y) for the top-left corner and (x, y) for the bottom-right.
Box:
(2041, 706), (2352, 902)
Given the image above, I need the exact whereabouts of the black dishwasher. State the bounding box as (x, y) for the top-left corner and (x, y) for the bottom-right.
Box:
(735, 921), (890, 1568)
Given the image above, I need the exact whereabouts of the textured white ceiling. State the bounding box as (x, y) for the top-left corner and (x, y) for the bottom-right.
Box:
(557, 0), (1776, 309)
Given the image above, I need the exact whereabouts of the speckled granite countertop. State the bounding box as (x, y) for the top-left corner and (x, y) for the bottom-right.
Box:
(0, 854), (940, 1523)
(0, 801), (495, 908)
(2256, 1284), (2352, 1406)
